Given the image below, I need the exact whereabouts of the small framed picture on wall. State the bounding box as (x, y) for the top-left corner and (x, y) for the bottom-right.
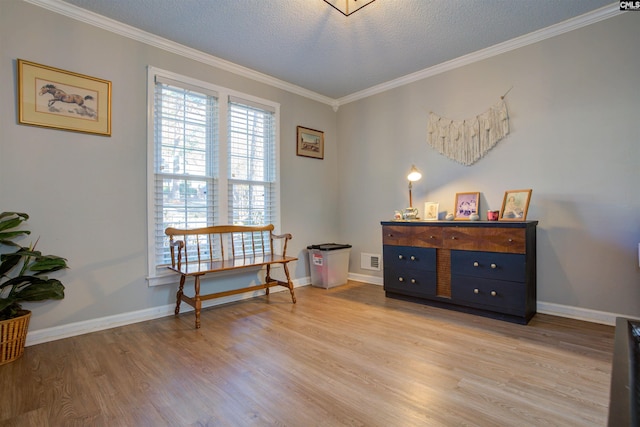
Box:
(296, 126), (324, 159)
(17, 59), (111, 136)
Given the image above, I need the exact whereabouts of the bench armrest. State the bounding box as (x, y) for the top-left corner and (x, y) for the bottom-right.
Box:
(272, 233), (293, 257)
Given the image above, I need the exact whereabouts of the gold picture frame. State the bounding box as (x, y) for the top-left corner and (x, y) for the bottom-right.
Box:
(296, 126), (324, 159)
(17, 59), (111, 136)
(454, 192), (480, 220)
(499, 189), (532, 221)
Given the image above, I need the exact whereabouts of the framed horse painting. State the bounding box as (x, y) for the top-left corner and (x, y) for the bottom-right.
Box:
(17, 59), (111, 136)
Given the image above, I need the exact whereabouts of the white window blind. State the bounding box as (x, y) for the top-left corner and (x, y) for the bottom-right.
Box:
(228, 98), (276, 230)
(147, 68), (280, 283)
(153, 79), (218, 267)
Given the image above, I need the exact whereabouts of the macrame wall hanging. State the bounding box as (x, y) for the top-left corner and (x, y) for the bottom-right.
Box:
(427, 93), (510, 166)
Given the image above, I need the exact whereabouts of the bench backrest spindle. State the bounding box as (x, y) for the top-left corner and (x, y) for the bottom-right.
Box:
(196, 233), (202, 264)
(208, 234), (213, 263)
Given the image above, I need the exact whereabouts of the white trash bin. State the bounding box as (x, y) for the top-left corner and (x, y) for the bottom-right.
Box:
(307, 243), (352, 289)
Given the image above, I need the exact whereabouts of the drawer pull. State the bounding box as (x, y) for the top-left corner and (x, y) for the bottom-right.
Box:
(473, 288), (479, 294)
(508, 238), (513, 242)
(490, 290), (497, 297)
(430, 235), (435, 239)
(491, 263), (497, 269)
(410, 255), (416, 261)
(387, 234), (393, 237)
(473, 261), (479, 267)
(410, 279), (416, 284)
(451, 236), (457, 240)
(398, 277), (404, 282)
(398, 255), (404, 260)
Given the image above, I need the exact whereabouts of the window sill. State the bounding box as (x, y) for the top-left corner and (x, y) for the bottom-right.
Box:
(146, 272), (179, 287)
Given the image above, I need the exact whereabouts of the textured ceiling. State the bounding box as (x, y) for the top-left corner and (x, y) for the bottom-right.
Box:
(56, 0), (615, 100)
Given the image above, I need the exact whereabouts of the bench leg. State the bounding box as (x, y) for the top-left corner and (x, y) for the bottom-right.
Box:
(194, 275), (202, 329)
(175, 275), (186, 315)
(265, 265), (271, 296)
(283, 263), (296, 303)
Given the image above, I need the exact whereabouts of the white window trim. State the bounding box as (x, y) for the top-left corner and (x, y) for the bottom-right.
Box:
(146, 66), (281, 286)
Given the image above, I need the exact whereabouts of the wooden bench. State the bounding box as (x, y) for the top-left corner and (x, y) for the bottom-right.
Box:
(165, 224), (297, 328)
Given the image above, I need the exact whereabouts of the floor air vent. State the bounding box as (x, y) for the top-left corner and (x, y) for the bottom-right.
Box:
(361, 253), (381, 271)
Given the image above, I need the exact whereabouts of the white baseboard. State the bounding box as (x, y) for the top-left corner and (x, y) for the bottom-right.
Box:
(536, 302), (639, 326)
(26, 273), (634, 346)
(348, 272), (383, 286)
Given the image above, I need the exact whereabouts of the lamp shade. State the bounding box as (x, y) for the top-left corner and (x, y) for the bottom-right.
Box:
(407, 165), (422, 182)
(324, 0), (376, 16)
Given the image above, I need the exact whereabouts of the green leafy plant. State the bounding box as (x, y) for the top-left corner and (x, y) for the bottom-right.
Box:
(0, 212), (67, 321)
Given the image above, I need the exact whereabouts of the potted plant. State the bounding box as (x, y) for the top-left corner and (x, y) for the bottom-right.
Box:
(0, 212), (68, 364)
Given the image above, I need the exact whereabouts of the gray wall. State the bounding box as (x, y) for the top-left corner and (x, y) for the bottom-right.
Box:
(1, 1), (639, 336)
(338, 12), (640, 318)
(0, 0), (340, 331)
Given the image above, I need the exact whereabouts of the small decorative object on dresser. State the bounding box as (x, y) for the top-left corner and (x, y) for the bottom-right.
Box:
(402, 207), (419, 220)
(500, 189), (532, 220)
(381, 220), (537, 324)
(454, 192), (480, 220)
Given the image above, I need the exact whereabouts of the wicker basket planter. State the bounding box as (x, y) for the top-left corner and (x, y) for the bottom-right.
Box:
(0, 310), (31, 365)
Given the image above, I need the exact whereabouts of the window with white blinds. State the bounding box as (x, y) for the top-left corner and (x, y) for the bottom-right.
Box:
(147, 68), (280, 283)
(228, 98), (276, 254)
(228, 98), (276, 227)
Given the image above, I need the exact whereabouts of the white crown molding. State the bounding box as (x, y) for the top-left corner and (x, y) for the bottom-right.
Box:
(336, 3), (623, 106)
(24, 0), (336, 107)
(26, 0), (621, 110)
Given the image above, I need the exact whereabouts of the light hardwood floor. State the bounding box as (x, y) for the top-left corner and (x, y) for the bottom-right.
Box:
(0, 282), (614, 427)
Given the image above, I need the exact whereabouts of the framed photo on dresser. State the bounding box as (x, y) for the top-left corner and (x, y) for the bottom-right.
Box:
(424, 202), (439, 221)
(454, 192), (479, 220)
(499, 189), (532, 221)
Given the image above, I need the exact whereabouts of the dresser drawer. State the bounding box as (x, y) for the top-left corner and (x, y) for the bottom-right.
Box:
(441, 227), (526, 253)
(442, 227), (483, 250)
(412, 226), (443, 248)
(451, 250), (525, 282)
(384, 266), (436, 297)
(383, 245), (436, 271)
(479, 228), (526, 253)
(382, 225), (413, 246)
(451, 277), (525, 314)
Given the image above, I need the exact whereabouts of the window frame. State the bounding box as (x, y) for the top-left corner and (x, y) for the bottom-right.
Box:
(146, 66), (281, 286)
